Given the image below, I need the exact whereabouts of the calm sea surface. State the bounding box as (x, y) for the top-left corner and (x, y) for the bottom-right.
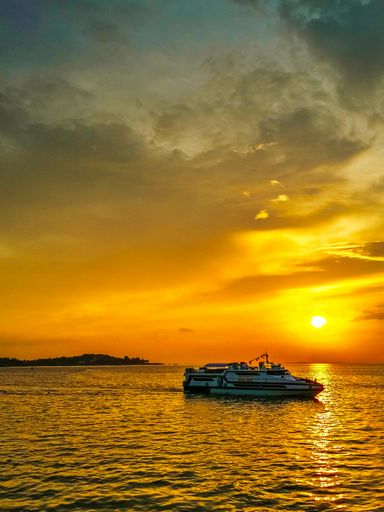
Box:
(1, 364), (383, 511)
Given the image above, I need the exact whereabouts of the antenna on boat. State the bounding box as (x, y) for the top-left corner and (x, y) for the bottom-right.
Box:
(249, 352), (269, 365)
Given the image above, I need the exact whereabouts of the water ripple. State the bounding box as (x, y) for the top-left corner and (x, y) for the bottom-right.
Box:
(1, 364), (383, 511)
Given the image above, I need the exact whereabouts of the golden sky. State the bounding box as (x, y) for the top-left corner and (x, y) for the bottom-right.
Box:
(1, 0), (384, 362)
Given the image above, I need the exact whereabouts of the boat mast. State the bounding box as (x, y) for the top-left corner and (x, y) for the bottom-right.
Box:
(249, 351), (269, 365)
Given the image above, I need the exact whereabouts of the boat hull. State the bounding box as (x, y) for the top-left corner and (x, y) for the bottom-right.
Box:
(183, 384), (323, 398)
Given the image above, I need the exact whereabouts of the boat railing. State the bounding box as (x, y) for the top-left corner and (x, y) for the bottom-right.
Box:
(294, 376), (318, 383)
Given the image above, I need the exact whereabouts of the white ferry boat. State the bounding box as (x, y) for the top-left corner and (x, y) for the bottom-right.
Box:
(183, 353), (324, 398)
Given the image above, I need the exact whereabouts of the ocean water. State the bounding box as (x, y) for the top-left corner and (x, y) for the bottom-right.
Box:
(1, 364), (383, 511)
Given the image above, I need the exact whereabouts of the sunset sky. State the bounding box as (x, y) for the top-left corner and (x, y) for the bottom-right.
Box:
(1, 0), (384, 363)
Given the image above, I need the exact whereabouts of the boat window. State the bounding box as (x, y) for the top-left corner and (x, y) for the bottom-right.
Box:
(235, 371), (260, 376)
(267, 370), (287, 375)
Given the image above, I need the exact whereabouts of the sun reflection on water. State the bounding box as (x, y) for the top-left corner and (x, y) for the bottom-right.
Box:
(304, 364), (347, 506)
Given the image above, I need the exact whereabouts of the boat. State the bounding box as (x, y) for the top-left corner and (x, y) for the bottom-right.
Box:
(183, 352), (324, 398)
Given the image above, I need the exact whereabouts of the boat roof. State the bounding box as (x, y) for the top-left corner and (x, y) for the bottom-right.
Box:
(203, 363), (229, 368)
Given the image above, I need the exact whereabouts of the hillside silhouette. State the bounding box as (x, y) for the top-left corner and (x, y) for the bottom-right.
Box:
(0, 353), (151, 367)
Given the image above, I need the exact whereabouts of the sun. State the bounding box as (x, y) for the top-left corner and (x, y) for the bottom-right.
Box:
(310, 315), (327, 328)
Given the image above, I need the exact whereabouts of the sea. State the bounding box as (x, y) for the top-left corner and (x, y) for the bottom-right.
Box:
(1, 363), (383, 511)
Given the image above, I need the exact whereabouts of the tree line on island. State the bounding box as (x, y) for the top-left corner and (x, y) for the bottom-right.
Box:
(0, 353), (153, 367)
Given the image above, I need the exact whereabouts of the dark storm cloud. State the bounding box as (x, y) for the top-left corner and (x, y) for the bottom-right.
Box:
(0, 80), (154, 246)
(0, 79), (243, 270)
(0, 1), (377, 263)
(155, 59), (368, 174)
(25, 78), (93, 108)
(257, 107), (367, 168)
(231, 66), (358, 158)
(0, 81), (142, 161)
(152, 72), (369, 235)
(281, 0), (384, 90)
(0, 80), (92, 136)
(25, 120), (142, 162)
(235, 1), (384, 94)
(0, 90), (29, 136)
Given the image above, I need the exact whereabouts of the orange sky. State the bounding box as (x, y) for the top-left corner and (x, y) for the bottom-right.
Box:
(1, 0), (384, 363)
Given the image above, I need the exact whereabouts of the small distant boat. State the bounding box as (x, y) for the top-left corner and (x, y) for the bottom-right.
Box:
(183, 352), (324, 398)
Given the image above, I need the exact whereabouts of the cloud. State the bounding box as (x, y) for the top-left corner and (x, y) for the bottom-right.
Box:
(0, 80), (146, 163)
(0, 80), (93, 139)
(201, 253), (384, 301)
(0, 11), (378, 254)
(255, 209), (269, 220)
(281, 0), (384, 90)
(323, 241), (384, 260)
(258, 107), (368, 168)
(26, 120), (143, 162)
(232, 0), (384, 117)
(271, 194), (289, 203)
(0, 60), (372, 281)
(0, 81), (255, 291)
(246, 201), (348, 232)
(233, 142), (279, 154)
(356, 304), (384, 321)
(0, 83), (153, 242)
(234, 1), (384, 86)
(360, 242), (384, 258)
(153, 53), (369, 176)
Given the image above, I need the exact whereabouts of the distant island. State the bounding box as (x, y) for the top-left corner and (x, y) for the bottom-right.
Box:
(0, 353), (153, 367)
